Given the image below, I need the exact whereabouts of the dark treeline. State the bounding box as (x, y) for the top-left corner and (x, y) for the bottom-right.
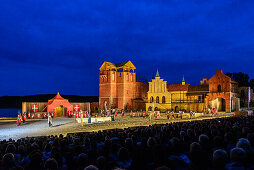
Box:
(226, 72), (254, 89)
(0, 95), (98, 109)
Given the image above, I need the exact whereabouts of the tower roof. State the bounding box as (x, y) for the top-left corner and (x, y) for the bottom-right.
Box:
(99, 60), (136, 71)
(182, 75), (185, 82)
(155, 69), (160, 77)
(51, 92), (65, 100)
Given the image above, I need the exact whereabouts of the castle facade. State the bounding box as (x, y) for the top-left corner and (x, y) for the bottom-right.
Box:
(99, 61), (240, 113)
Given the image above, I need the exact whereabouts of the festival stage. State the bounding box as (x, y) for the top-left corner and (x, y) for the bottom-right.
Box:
(0, 113), (234, 140)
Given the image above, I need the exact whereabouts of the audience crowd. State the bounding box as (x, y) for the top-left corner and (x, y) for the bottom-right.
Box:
(1, 116), (254, 170)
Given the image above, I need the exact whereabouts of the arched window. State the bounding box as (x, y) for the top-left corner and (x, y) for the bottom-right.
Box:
(156, 96), (159, 103)
(218, 85), (221, 92)
(162, 96), (166, 103)
(112, 72), (115, 81)
(150, 96), (154, 103)
(148, 106), (152, 111)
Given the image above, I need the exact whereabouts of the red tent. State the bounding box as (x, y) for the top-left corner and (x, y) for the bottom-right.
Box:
(47, 93), (73, 117)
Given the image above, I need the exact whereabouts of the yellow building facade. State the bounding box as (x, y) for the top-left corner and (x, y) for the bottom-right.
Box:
(146, 70), (171, 112)
(146, 70), (208, 113)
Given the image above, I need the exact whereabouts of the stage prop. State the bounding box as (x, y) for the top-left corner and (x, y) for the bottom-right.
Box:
(76, 117), (111, 124)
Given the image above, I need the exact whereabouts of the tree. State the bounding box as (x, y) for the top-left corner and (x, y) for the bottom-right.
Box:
(250, 79), (254, 90)
(225, 72), (250, 87)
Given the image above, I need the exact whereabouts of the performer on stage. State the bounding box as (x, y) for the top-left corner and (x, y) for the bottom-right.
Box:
(17, 114), (22, 126)
(167, 110), (170, 119)
(115, 111), (117, 117)
(22, 113), (26, 123)
(130, 111), (133, 118)
(214, 108), (217, 115)
(122, 110), (124, 117)
(143, 111), (146, 117)
(81, 111), (84, 127)
(203, 106), (207, 115)
(154, 111), (158, 119)
(180, 111), (183, 119)
(48, 113), (52, 127)
(111, 114), (115, 121)
(171, 110), (175, 119)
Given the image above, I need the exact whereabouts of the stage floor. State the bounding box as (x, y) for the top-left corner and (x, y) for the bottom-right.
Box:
(0, 113), (234, 140)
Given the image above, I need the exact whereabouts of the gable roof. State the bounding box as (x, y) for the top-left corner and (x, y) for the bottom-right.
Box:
(50, 92), (65, 100)
(188, 85), (209, 92)
(167, 84), (189, 91)
(208, 70), (237, 83)
(99, 61), (136, 71)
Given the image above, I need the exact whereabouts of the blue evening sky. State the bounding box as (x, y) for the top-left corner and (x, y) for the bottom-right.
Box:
(0, 0), (253, 96)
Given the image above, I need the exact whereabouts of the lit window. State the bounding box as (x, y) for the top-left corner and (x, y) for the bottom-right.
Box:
(162, 96), (166, 103)
(156, 96), (159, 103)
(112, 72), (115, 81)
(218, 85), (221, 92)
(150, 96), (154, 103)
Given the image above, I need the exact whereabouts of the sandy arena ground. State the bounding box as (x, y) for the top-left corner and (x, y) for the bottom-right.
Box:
(0, 113), (233, 140)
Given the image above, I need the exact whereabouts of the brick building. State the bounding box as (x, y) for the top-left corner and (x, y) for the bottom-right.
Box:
(99, 61), (240, 113)
(99, 61), (148, 111)
(205, 70), (240, 112)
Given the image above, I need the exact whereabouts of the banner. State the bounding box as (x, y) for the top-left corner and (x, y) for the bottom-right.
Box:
(74, 104), (80, 111)
(31, 104), (38, 112)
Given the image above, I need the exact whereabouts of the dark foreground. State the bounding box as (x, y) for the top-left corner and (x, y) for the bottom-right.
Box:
(1, 115), (254, 170)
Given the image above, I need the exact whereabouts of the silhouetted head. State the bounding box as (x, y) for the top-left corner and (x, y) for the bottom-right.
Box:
(190, 142), (201, 153)
(199, 134), (209, 146)
(77, 153), (88, 167)
(213, 149), (228, 168)
(236, 138), (251, 152)
(5, 144), (16, 154)
(2, 153), (15, 168)
(44, 158), (58, 170)
(118, 147), (129, 161)
(84, 165), (98, 170)
(230, 148), (246, 163)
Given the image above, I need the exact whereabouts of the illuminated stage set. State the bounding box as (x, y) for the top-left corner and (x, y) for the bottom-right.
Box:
(21, 60), (254, 119)
(22, 93), (98, 118)
(0, 60), (253, 140)
(99, 61), (245, 114)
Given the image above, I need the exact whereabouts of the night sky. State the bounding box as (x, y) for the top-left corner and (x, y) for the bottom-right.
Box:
(0, 0), (254, 96)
